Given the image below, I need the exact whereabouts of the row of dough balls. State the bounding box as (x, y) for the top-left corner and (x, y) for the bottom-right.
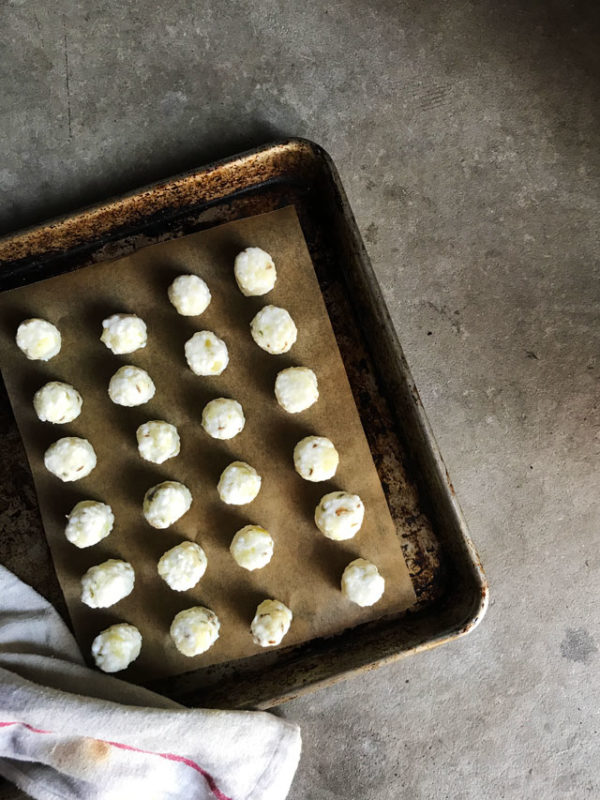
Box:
(78, 532), (382, 608)
(41, 423), (347, 500)
(16, 309), (296, 373)
(91, 598), (294, 673)
(140, 460), (366, 541)
(63, 476), (367, 552)
(31, 365), (316, 425)
(34, 370), (315, 427)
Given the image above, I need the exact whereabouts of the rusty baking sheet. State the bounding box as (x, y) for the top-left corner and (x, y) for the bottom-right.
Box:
(0, 138), (487, 709)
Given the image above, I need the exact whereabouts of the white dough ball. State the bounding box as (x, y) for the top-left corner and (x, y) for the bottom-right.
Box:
(65, 500), (114, 548)
(16, 318), (61, 361)
(293, 436), (339, 482)
(136, 420), (180, 464)
(170, 607), (220, 656)
(44, 437), (97, 482)
(217, 461), (261, 505)
(250, 306), (297, 355)
(251, 599), (292, 647)
(341, 558), (385, 607)
(234, 247), (277, 296)
(274, 367), (318, 413)
(33, 381), (82, 424)
(230, 525), (274, 571)
(100, 314), (147, 355)
(143, 481), (192, 529)
(168, 274), (211, 316)
(92, 623), (142, 673)
(158, 541), (207, 591)
(314, 491), (365, 540)
(201, 398), (245, 440)
(184, 331), (229, 376)
(108, 365), (155, 407)
(81, 559), (135, 609)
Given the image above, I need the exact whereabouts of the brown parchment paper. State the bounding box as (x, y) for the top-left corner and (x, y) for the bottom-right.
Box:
(0, 206), (415, 681)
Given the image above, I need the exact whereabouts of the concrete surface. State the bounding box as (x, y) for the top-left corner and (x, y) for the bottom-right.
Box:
(2, 1), (600, 797)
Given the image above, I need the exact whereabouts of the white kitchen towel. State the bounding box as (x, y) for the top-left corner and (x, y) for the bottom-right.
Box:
(0, 565), (301, 800)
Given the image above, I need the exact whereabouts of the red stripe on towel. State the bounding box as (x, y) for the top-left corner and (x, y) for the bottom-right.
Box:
(0, 720), (233, 800)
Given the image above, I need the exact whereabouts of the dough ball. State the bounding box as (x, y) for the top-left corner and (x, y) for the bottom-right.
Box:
(230, 525), (274, 571)
(33, 381), (82, 424)
(293, 436), (339, 482)
(314, 491), (365, 540)
(274, 367), (318, 414)
(234, 247), (277, 296)
(170, 607), (220, 656)
(143, 481), (192, 529)
(341, 558), (385, 607)
(201, 398), (245, 440)
(16, 318), (61, 361)
(136, 420), (180, 464)
(108, 365), (155, 407)
(184, 331), (229, 376)
(91, 623), (142, 673)
(217, 461), (261, 505)
(100, 313), (147, 355)
(81, 559), (135, 609)
(65, 500), (114, 548)
(158, 541), (207, 591)
(168, 274), (211, 316)
(250, 306), (297, 355)
(44, 437), (97, 482)
(251, 599), (292, 647)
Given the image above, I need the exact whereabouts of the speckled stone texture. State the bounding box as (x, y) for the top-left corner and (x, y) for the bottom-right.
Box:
(1, 1), (600, 798)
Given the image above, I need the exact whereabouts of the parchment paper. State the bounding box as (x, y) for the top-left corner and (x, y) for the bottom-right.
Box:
(0, 206), (416, 681)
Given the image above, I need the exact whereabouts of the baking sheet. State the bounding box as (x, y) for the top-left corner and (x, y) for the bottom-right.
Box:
(0, 205), (416, 681)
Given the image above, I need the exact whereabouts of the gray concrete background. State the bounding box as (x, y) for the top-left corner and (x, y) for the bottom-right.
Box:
(2, 1), (600, 797)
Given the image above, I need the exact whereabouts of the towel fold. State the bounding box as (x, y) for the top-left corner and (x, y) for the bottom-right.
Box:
(0, 565), (301, 800)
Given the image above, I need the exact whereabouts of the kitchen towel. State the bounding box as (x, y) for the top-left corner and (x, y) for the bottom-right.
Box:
(0, 565), (301, 800)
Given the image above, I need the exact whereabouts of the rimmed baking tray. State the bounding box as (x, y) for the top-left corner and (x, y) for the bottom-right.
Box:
(0, 138), (487, 709)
